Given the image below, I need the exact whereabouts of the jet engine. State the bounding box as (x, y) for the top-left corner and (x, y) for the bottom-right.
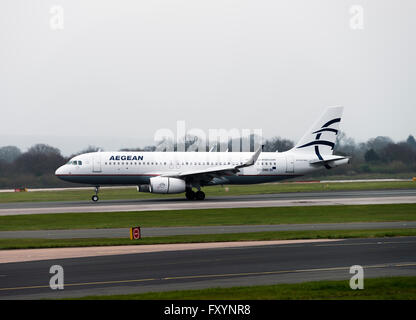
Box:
(138, 176), (186, 194)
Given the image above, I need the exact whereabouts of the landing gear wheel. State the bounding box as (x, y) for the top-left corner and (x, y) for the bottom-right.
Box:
(92, 186), (100, 202)
(195, 191), (205, 200)
(185, 191), (196, 200)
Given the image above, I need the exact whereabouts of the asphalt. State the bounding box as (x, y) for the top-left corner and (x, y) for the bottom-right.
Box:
(0, 221), (415, 239)
(0, 189), (415, 216)
(0, 237), (415, 299)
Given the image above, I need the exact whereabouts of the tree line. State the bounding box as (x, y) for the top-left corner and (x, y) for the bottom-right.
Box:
(0, 134), (415, 188)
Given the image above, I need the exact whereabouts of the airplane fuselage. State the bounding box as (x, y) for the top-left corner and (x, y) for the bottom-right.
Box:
(56, 151), (317, 186)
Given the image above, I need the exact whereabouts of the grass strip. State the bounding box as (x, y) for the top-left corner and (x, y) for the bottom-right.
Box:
(74, 276), (416, 300)
(0, 203), (415, 231)
(1, 228), (416, 250)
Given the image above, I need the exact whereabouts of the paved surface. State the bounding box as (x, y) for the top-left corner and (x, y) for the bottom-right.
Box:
(1, 221), (415, 239)
(0, 237), (415, 299)
(0, 189), (415, 216)
(0, 239), (338, 264)
(0, 179), (412, 193)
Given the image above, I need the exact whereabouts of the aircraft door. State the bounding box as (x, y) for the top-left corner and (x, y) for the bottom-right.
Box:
(285, 155), (294, 173)
(93, 155), (102, 172)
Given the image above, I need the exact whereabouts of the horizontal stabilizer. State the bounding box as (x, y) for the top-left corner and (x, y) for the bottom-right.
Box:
(310, 155), (350, 168)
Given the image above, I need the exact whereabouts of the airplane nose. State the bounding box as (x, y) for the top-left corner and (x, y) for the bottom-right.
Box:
(55, 166), (64, 176)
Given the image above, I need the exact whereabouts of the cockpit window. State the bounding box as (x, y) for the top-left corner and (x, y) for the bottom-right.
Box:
(67, 160), (82, 165)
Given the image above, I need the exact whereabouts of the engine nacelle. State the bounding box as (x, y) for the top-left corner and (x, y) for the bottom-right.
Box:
(139, 176), (186, 194)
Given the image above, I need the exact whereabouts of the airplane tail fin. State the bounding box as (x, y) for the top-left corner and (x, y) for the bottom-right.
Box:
(292, 106), (344, 157)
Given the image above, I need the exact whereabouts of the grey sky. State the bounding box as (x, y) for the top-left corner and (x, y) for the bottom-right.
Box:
(1, 0), (415, 156)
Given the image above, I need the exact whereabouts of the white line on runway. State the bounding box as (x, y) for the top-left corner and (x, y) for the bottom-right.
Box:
(1, 196), (415, 216)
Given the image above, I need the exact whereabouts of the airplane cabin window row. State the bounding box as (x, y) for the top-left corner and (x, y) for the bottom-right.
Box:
(102, 161), (277, 166)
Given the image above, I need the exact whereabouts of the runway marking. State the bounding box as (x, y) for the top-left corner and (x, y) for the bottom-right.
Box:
(0, 278), (156, 292)
(1, 262), (415, 293)
(1, 194), (416, 216)
(161, 262), (416, 281)
(315, 241), (416, 247)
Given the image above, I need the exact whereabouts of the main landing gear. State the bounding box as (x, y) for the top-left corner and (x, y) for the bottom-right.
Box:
(185, 189), (205, 200)
(92, 186), (99, 202)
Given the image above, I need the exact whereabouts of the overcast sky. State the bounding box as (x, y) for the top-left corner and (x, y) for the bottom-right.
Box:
(1, 0), (415, 155)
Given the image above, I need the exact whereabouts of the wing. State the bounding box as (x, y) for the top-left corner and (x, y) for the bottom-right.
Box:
(161, 147), (262, 183)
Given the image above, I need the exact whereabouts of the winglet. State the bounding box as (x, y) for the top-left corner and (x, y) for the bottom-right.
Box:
(237, 146), (262, 168)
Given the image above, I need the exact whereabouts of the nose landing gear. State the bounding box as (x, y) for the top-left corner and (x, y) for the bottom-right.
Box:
(92, 186), (100, 202)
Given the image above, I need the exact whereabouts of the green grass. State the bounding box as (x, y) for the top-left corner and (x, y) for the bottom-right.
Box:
(1, 228), (416, 249)
(75, 276), (416, 300)
(0, 180), (415, 203)
(0, 203), (415, 231)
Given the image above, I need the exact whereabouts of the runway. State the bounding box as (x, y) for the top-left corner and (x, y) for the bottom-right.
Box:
(0, 221), (415, 239)
(0, 189), (415, 216)
(0, 237), (415, 299)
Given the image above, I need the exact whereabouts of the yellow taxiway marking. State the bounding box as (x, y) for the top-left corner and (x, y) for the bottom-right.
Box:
(1, 262), (415, 292)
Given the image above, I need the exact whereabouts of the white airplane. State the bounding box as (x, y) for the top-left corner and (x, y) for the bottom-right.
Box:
(55, 106), (349, 201)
